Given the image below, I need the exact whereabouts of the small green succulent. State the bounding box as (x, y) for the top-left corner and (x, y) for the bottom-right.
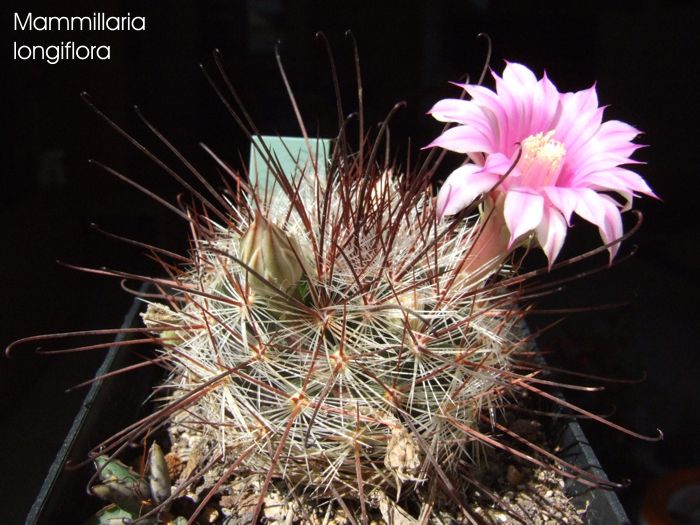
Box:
(86, 442), (180, 525)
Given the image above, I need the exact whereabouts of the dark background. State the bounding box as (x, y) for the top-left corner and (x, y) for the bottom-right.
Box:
(3, 1), (699, 523)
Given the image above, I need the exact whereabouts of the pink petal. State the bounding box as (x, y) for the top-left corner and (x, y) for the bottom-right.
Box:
(543, 187), (578, 224)
(555, 86), (603, 152)
(566, 120), (644, 179)
(427, 125), (495, 154)
(428, 98), (474, 123)
(503, 190), (544, 247)
(429, 98), (466, 122)
(494, 75), (525, 151)
(461, 84), (512, 153)
(436, 165), (501, 218)
(477, 152), (520, 190)
(580, 167), (657, 199)
(536, 207), (567, 267)
(560, 106), (606, 157)
(498, 63), (541, 143)
(571, 117), (640, 154)
(477, 106), (502, 152)
(530, 73), (563, 132)
(502, 62), (538, 88)
(428, 99), (498, 145)
(597, 195), (624, 261)
(468, 152), (486, 166)
(573, 188), (606, 226)
(595, 119), (641, 144)
(573, 189), (623, 260)
(562, 84), (599, 116)
(483, 152), (516, 174)
(566, 153), (645, 187)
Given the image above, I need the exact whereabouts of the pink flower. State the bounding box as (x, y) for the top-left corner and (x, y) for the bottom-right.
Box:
(428, 62), (656, 264)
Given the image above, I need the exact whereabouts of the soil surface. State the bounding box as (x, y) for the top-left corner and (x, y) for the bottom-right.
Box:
(159, 418), (586, 525)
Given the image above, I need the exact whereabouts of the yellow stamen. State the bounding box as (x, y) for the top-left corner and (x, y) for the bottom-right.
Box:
(520, 130), (566, 186)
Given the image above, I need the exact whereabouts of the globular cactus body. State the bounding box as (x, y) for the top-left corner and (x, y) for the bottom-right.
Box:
(142, 141), (524, 506)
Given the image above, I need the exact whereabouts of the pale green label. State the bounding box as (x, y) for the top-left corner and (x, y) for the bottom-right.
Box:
(249, 135), (331, 200)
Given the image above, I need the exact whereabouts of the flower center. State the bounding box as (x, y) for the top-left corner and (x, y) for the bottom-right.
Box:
(519, 130), (566, 187)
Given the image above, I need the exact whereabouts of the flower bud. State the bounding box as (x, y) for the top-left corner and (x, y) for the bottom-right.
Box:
(239, 211), (304, 294)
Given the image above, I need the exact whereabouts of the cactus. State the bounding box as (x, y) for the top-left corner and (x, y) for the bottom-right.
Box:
(136, 136), (530, 522)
